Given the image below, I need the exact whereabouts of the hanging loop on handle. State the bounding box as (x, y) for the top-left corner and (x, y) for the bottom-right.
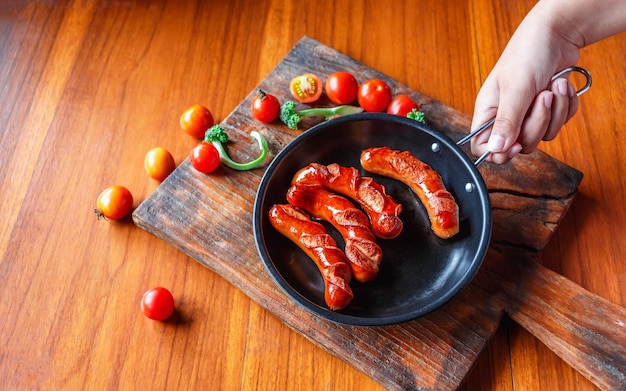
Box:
(457, 66), (592, 166)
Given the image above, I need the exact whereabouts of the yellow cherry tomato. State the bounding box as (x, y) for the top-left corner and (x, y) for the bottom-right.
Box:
(144, 147), (176, 181)
(95, 185), (133, 220)
(180, 104), (214, 139)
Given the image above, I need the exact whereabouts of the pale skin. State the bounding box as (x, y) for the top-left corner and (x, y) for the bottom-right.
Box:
(470, 0), (626, 164)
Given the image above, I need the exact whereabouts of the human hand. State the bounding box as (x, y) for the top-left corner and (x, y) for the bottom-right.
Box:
(470, 5), (582, 164)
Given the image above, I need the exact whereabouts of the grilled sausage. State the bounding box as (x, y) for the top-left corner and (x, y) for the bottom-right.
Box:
(292, 163), (403, 239)
(286, 184), (382, 282)
(360, 147), (460, 239)
(268, 204), (353, 310)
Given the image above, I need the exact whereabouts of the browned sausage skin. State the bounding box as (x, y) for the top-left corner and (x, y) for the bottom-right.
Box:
(292, 163), (403, 239)
(286, 184), (382, 282)
(360, 147), (460, 239)
(268, 204), (353, 310)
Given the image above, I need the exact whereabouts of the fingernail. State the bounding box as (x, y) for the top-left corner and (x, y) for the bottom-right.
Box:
(556, 78), (568, 95)
(543, 92), (554, 108)
(488, 134), (506, 152)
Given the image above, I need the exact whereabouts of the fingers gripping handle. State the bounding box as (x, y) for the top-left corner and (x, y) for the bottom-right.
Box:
(458, 66), (593, 166)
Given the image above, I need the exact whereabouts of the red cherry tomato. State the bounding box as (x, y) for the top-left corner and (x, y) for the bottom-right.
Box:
(144, 147), (176, 181)
(95, 185), (133, 220)
(387, 95), (420, 117)
(141, 287), (175, 321)
(190, 142), (220, 174)
(358, 79), (392, 112)
(180, 104), (215, 139)
(251, 90), (280, 123)
(324, 72), (359, 105)
(289, 73), (322, 103)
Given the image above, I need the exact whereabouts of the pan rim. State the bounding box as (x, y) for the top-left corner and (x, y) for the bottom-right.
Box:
(253, 112), (492, 325)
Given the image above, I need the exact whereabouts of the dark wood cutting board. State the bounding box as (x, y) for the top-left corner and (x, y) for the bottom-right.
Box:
(133, 37), (626, 390)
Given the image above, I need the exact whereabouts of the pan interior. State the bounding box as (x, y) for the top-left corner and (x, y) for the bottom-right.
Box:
(253, 113), (491, 325)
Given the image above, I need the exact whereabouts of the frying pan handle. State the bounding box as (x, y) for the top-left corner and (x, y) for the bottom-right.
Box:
(457, 66), (593, 166)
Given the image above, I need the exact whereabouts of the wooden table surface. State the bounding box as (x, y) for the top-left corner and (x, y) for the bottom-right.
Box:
(1, 1), (624, 390)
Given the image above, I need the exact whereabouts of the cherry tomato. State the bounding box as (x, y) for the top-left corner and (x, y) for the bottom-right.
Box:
(251, 90), (280, 123)
(95, 185), (133, 220)
(387, 95), (420, 117)
(180, 104), (215, 139)
(325, 72), (359, 105)
(358, 79), (392, 112)
(141, 287), (175, 321)
(190, 142), (220, 174)
(289, 73), (322, 103)
(144, 147), (176, 181)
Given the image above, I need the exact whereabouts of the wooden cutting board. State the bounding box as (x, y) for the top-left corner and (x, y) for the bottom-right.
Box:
(132, 37), (626, 390)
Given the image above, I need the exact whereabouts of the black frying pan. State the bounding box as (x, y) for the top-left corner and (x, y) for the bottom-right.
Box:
(252, 67), (592, 326)
(253, 113), (491, 325)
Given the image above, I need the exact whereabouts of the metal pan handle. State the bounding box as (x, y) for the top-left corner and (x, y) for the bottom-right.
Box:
(457, 66), (592, 166)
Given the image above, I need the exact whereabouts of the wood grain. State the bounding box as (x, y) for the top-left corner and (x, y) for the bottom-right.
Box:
(1, 1), (624, 390)
(133, 37), (625, 390)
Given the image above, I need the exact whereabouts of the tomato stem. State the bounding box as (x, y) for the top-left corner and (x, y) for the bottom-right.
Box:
(407, 108), (426, 124)
(94, 209), (108, 220)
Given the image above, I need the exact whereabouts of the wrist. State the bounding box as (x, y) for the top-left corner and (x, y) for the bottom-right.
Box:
(536, 0), (626, 47)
